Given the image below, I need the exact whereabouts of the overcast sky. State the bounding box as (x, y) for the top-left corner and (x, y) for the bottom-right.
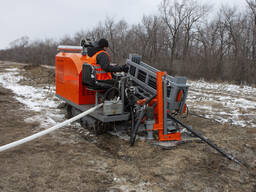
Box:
(0, 0), (247, 50)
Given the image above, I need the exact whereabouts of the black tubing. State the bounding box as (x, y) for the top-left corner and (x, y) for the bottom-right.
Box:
(130, 109), (146, 146)
(130, 95), (157, 146)
(103, 87), (120, 101)
(130, 107), (135, 135)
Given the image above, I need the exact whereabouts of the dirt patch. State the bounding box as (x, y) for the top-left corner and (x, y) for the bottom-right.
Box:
(0, 61), (255, 192)
(0, 86), (39, 145)
(19, 64), (55, 86)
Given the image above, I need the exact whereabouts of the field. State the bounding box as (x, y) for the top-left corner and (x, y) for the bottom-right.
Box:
(0, 61), (255, 192)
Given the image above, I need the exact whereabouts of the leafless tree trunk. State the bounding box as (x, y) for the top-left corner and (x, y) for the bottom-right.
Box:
(160, 0), (188, 66)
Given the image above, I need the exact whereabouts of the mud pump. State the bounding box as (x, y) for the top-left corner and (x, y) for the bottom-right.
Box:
(55, 40), (244, 166)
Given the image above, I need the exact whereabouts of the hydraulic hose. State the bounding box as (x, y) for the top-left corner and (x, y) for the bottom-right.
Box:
(130, 94), (157, 146)
(130, 109), (146, 146)
(103, 87), (120, 101)
(130, 107), (135, 135)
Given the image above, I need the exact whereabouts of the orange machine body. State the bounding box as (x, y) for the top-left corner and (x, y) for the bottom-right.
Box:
(55, 52), (95, 105)
(56, 51), (182, 141)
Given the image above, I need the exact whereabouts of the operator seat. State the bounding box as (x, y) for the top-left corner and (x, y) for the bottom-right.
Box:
(82, 63), (112, 90)
(82, 63), (115, 105)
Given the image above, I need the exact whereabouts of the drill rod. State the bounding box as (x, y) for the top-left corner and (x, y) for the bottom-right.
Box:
(168, 114), (246, 167)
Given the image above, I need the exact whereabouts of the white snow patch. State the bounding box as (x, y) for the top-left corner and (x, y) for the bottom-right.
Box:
(0, 69), (65, 130)
(187, 80), (256, 128)
(5, 68), (20, 72)
(111, 176), (152, 192)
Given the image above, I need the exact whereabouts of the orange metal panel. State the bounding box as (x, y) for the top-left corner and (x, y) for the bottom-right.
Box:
(55, 52), (96, 105)
(153, 72), (181, 141)
(153, 71), (165, 131)
(158, 131), (181, 141)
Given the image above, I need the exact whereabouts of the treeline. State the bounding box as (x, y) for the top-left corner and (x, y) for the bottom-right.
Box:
(0, 0), (256, 84)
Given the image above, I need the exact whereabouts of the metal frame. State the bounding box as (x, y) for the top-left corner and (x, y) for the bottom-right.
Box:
(126, 54), (188, 141)
(56, 94), (130, 123)
(126, 54), (189, 114)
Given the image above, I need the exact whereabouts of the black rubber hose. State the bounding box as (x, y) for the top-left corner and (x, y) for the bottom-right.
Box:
(130, 109), (146, 146)
(103, 87), (120, 101)
(130, 95), (157, 146)
(168, 114), (246, 166)
(130, 107), (135, 135)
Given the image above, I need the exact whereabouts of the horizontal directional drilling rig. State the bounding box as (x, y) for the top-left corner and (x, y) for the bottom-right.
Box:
(54, 40), (245, 166)
(55, 41), (189, 144)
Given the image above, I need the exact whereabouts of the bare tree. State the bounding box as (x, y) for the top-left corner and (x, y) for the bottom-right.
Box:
(160, 0), (188, 65)
(9, 36), (30, 49)
(182, 0), (210, 58)
(246, 0), (256, 59)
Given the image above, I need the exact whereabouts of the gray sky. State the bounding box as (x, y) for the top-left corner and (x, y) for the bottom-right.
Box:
(0, 0), (247, 50)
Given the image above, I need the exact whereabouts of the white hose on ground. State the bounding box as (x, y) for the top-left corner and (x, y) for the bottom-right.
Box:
(0, 103), (103, 153)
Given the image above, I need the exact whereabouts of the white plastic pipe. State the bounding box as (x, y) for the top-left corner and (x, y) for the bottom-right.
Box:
(0, 104), (103, 152)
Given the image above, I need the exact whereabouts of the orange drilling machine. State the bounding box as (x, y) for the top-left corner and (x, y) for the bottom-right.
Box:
(55, 39), (189, 145)
(55, 39), (245, 165)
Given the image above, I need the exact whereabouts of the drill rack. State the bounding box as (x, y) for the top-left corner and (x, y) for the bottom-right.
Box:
(126, 54), (189, 141)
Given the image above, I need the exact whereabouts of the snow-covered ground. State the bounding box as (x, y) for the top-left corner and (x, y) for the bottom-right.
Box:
(0, 67), (255, 131)
(187, 80), (256, 128)
(0, 68), (65, 129)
